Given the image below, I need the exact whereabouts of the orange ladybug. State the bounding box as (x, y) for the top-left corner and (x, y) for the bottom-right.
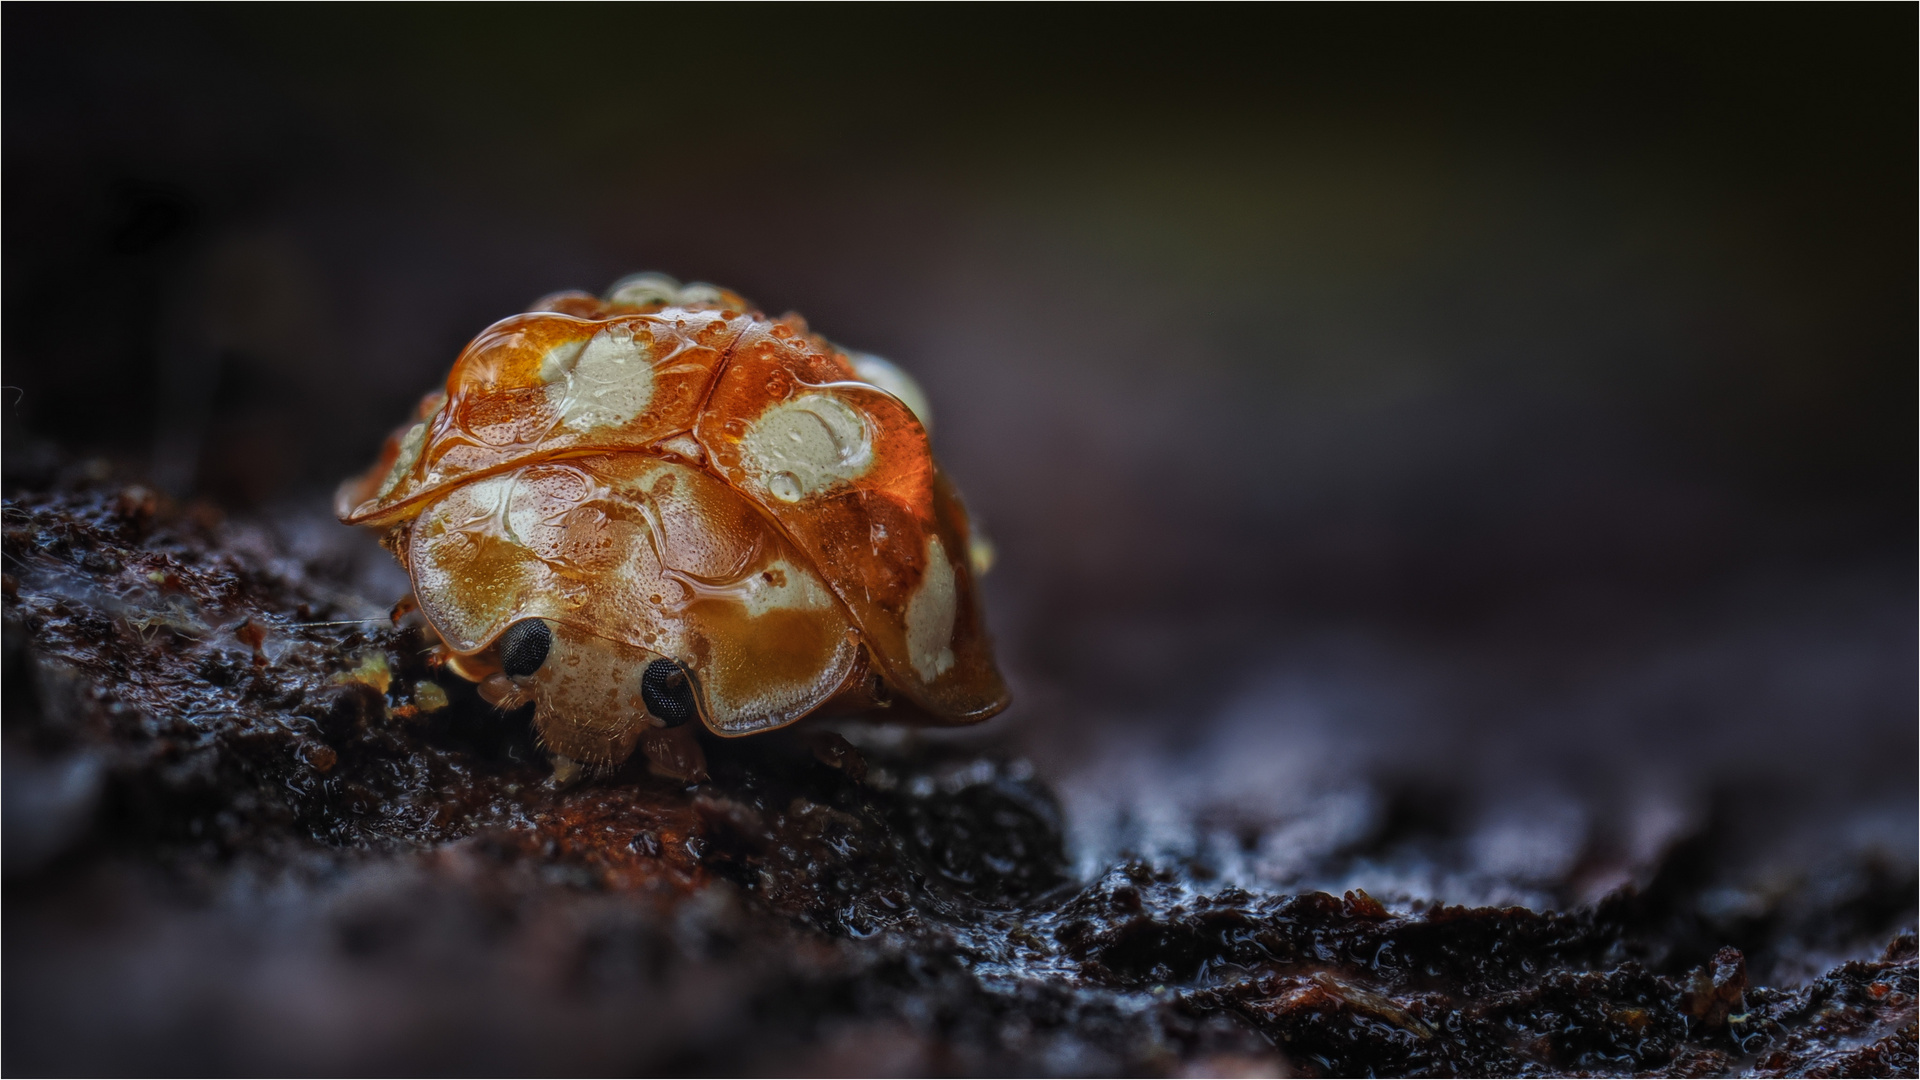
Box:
(338, 274), (1008, 783)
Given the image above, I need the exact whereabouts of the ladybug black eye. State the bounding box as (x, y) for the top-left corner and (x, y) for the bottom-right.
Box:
(641, 659), (698, 728)
(499, 619), (551, 678)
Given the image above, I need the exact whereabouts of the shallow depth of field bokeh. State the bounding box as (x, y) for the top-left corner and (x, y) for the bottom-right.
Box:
(5, 0), (1913, 1006)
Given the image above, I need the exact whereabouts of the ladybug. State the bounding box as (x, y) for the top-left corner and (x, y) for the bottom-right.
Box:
(338, 274), (1008, 783)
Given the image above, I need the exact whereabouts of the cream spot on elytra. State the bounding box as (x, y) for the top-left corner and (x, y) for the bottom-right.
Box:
(653, 432), (707, 465)
(739, 392), (871, 503)
(738, 559), (833, 618)
(542, 323), (654, 433)
(904, 536), (957, 682)
(376, 419), (429, 499)
(656, 557), (835, 619)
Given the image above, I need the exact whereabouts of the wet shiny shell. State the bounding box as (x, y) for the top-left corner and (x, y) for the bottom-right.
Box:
(338, 286), (1008, 736)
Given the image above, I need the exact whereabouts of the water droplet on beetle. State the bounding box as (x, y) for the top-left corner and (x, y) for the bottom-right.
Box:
(767, 472), (803, 502)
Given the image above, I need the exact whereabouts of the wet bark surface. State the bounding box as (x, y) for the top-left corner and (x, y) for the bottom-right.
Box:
(4, 474), (1913, 1076)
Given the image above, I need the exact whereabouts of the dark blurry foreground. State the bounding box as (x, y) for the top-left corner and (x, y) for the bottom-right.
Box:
(4, 480), (1914, 1075)
(4, 7), (1916, 1076)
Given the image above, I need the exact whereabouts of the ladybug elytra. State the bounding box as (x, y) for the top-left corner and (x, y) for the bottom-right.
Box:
(338, 274), (1008, 782)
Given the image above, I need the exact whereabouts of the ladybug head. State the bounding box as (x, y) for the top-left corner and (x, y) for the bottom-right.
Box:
(490, 618), (705, 767)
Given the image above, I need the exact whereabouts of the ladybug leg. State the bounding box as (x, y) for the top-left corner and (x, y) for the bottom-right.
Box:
(389, 592), (420, 625)
(639, 725), (708, 785)
(476, 672), (529, 709)
(805, 729), (867, 781)
(547, 754), (586, 789)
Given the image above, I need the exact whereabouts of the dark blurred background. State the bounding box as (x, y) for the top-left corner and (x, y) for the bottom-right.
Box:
(5, 5), (1914, 962)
